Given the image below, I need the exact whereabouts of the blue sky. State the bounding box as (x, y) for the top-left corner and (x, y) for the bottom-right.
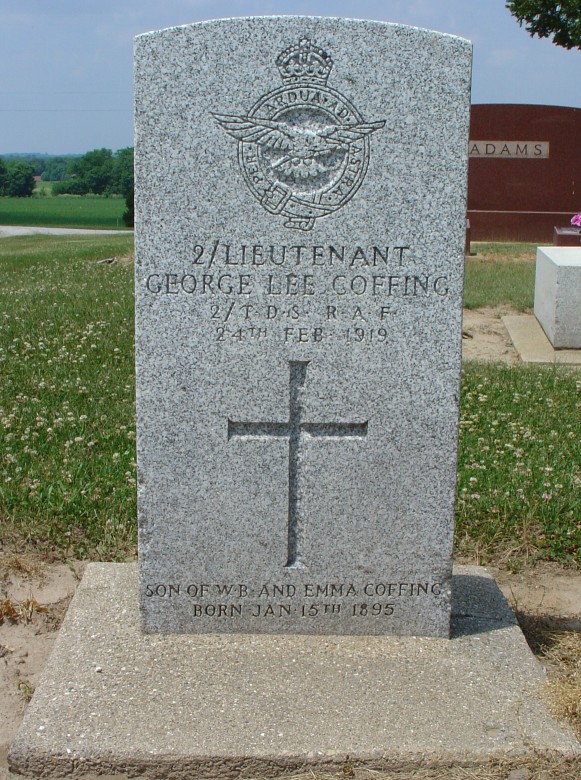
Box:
(1, 0), (580, 154)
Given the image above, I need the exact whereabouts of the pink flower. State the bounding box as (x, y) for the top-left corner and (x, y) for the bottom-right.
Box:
(571, 214), (581, 227)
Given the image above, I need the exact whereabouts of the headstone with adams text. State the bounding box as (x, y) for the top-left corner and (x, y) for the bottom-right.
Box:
(467, 104), (581, 242)
(135, 16), (472, 637)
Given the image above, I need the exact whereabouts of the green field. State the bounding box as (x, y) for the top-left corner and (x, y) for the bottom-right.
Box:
(0, 194), (127, 230)
(0, 236), (578, 565)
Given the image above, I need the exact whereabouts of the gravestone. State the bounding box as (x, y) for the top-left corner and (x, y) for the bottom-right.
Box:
(468, 104), (581, 242)
(10, 19), (581, 779)
(135, 16), (471, 638)
(534, 247), (581, 348)
(554, 227), (581, 246)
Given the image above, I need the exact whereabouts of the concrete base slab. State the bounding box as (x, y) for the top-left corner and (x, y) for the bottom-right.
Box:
(9, 564), (580, 779)
(503, 314), (581, 365)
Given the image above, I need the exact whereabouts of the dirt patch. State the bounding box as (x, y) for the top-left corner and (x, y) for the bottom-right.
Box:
(492, 563), (581, 631)
(462, 305), (521, 363)
(0, 558), (82, 776)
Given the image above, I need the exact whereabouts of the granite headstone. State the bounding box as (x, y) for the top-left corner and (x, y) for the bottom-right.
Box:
(534, 247), (581, 348)
(135, 16), (471, 637)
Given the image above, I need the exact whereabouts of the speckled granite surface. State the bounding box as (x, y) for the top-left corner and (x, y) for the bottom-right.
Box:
(134, 17), (472, 636)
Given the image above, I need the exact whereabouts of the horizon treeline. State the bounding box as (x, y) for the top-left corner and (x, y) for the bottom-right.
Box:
(2, 148), (134, 198)
(52, 148), (134, 197)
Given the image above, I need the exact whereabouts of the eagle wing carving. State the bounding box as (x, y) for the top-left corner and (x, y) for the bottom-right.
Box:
(212, 114), (386, 179)
(212, 114), (295, 151)
(317, 120), (386, 146)
(212, 114), (385, 152)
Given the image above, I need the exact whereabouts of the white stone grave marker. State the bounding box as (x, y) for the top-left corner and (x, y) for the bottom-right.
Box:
(135, 16), (472, 636)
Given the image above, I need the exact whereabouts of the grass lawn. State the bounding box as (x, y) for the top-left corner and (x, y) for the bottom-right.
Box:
(457, 364), (580, 567)
(0, 236), (579, 565)
(464, 242), (536, 310)
(0, 235), (135, 559)
(0, 195), (127, 230)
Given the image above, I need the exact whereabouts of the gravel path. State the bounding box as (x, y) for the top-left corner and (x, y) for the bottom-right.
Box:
(0, 225), (133, 237)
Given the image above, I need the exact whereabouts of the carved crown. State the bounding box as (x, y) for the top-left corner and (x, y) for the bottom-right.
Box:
(275, 38), (333, 85)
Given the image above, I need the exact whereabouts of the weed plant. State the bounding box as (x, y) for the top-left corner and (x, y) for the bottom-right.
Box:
(0, 237), (579, 565)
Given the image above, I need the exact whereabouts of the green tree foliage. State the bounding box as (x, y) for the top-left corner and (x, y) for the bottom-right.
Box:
(6, 161), (35, 197)
(3, 154), (79, 180)
(69, 148), (115, 194)
(0, 157), (8, 194)
(114, 147), (134, 198)
(0, 157), (35, 197)
(506, 0), (581, 49)
(123, 188), (134, 227)
(41, 157), (72, 181)
(54, 147), (134, 196)
(2, 153), (45, 176)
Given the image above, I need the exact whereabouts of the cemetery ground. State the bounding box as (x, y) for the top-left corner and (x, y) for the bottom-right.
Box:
(0, 235), (579, 779)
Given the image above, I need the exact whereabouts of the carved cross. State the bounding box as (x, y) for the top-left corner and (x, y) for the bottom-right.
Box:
(228, 361), (368, 568)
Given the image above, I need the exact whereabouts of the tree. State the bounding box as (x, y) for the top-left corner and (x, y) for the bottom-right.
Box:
(123, 188), (134, 227)
(3, 161), (35, 197)
(114, 147), (134, 198)
(54, 147), (134, 196)
(67, 148), (115, 194)
(0, 157), (8, 195)
(41, 157), (73, 182)
(506, 1), (581, 49)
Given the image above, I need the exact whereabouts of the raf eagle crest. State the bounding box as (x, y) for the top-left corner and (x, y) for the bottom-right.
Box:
(212, 38), (386, 231)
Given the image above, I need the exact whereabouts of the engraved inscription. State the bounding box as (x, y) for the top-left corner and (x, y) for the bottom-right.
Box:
(143, 579), (446, 621)
(469, 140), (549, 158)
(186, 242), (412, 267)
(213, 38), (385, 230)
(228, 361), (368, 569)
(144, 270), (449, 299)
(142, 236), (453, 347)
